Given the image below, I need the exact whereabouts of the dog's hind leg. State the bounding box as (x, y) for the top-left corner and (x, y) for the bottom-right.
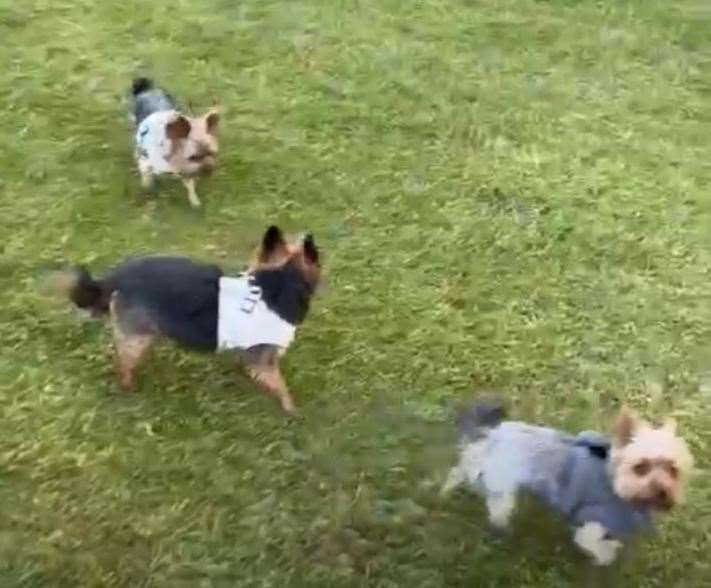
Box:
(243, 346), (297, 416)
(110, 295), (156, 391)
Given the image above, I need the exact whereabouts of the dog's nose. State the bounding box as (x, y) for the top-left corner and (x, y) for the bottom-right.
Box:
(653, 487), (673, 510)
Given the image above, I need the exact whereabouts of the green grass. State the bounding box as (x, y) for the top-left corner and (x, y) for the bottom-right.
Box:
(2, 0), (711, 585)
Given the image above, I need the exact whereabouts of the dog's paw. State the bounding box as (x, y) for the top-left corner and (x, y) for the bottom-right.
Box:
(284, 406), (302, 419)
(279, 397), (301, 419)
(590, 539), (622, 566)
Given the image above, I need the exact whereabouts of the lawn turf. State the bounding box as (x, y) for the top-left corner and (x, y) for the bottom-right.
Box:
(1, 0), (711, 586)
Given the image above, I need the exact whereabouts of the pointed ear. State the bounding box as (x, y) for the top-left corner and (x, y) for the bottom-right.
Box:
(260, 225), (286, 260)
(611, 408), (642, 447)
(165, 115), (191, 140)
(205, 109), (219, 134)
(302, 233), (319, 264)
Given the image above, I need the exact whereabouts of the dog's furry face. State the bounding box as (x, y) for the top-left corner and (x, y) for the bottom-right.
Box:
(610, 409), (693, 511)
(250, 225), (321, 288)
(165, 110), (219, 177)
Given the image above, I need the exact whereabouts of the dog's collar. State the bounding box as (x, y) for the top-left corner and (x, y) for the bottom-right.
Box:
(217, 274), (296, 351)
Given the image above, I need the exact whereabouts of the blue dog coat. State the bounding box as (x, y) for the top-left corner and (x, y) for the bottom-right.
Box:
(472, 422), (652, 537)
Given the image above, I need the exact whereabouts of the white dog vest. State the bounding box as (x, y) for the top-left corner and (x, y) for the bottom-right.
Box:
(135, 110), (180, 175)
(217, 275), (296, 351)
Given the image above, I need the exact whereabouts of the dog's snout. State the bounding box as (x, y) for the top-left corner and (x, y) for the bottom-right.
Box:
(188, 144), (218, 163)
(651, 484), (674, 510)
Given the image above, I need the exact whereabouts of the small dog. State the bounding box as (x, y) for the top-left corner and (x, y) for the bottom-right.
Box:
(59, 226), (320, 415)
(442, 400), (693, 565)
(130, 77), (219, 208)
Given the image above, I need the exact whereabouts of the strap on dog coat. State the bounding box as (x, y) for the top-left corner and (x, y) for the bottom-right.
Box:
(217, 275), (296, 351)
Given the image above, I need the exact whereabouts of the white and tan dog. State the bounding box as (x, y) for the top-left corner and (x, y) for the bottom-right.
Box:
(130, 77), (219, 207)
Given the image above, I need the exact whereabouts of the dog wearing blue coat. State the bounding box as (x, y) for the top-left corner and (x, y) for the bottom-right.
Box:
(442, 400), (693, 565)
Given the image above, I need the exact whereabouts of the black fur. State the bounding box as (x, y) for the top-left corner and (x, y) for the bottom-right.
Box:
(262, 225), (285, 257)
(303, 233), (318, 264)
(106, 257), (222, 350)
(69, 266), (106, 314)
(69, 256), (314, 351)
(585, 445), (609, 460)
(573, 433), (611, 460)
(130, 78), (177, 125)
(132, 77), (154, 96)
(456, 399), (507, 441)
(252, 260), (316, 326)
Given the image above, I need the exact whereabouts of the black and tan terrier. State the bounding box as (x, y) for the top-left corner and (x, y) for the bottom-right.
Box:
(58, 226), (320, 415)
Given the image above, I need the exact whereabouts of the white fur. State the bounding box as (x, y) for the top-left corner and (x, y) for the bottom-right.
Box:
(574, 522), (623, 566)
(486, 492), (517, 528)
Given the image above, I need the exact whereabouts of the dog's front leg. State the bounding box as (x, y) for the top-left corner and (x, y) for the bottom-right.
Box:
(243, 347), (298, 416)
(136, 155), (155, 192)
(573, 522), (623, 566)
(248, 364), (298, 416)
(181, 177), (201, 208)
(440, 464), (466, 497)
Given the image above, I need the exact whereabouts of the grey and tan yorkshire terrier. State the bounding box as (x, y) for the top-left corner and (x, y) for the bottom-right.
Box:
(442, 400), (693, 565)
(130, 77), (219, 208)
(57, 226), (320, 415)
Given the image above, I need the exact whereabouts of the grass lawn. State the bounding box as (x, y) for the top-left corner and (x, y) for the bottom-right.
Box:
(1, 0), (710, 585)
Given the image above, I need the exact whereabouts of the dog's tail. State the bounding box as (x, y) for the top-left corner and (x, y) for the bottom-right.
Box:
(131, 77), (154, 96)
(456, 398), (506, 442)
(51, 267), (110, 315)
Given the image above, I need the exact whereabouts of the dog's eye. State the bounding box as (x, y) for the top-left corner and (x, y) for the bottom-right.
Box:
(666, 464), (679, 479)
(633, 460), (651, 476)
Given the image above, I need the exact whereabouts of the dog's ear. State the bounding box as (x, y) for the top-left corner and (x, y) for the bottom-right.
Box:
(302, 233), (319, 264)
(205, 109), (219, 135)
(260, 225), (287, 260)
(611, 408), (642, 447)
(165, 115), (191, 140)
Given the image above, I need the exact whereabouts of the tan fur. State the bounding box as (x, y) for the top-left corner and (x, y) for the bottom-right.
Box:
(149, 109), (220, 207)
(247, 361), (296, 415)
(96, 226), (319, 415)
(248, 235), (321, 289)
(165, 110), (219, 177)
(110, 296), (155, 390)
(46, 270), (78, 298)
(610, 409), (693, 510)
(239, 232), (323, 417)
(165, 115), (191, 141)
